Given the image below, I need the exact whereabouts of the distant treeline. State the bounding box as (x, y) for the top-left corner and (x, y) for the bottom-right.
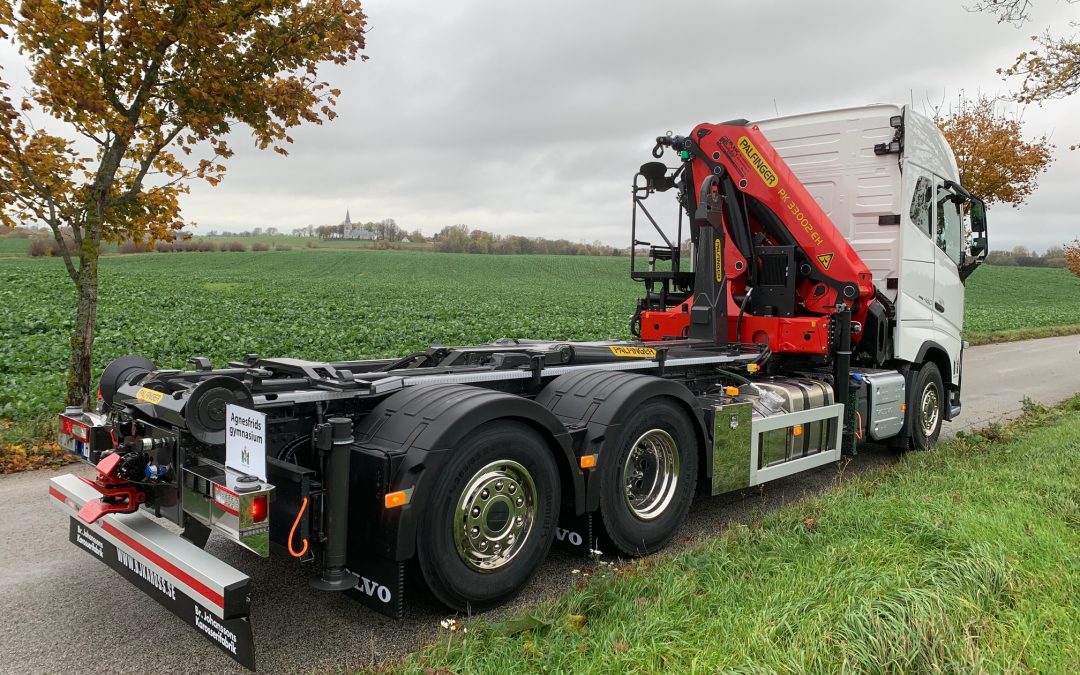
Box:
(985, 246), (1069, 268)
(432, 225), (623, 256)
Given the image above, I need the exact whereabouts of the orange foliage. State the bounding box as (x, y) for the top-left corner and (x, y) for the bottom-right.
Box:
(935, 94), (1054, 207)
(0, 0), (367, 251)
(0, 439), (75, 474)
(1065, 240), (1080, 279)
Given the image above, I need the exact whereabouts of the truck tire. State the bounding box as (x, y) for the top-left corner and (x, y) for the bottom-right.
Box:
(910, 362), (944, 450)
(598, 398), (697, 556)
(416, 420), (560, 612)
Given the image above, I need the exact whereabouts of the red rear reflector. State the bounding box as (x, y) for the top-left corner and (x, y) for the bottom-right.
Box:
(250, 495), (268, 522)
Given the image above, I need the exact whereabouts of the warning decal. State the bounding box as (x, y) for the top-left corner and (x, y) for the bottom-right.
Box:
(816, 253), (834, 270)
(609, 346), (657, 358)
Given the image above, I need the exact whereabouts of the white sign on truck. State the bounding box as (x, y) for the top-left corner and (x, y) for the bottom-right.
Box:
(225, 404), (267, 481)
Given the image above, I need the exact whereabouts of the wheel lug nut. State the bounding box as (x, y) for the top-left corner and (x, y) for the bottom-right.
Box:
(508, 484), (516, 493)
(495, 481), (503, 491)
(471, 507), (480, 518)
(481, 489), (489, 500)
(516, 497), (523, 506)
(471, 526), (480, 537)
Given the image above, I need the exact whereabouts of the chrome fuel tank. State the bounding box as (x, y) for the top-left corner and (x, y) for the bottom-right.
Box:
(740, 378), (835, 468)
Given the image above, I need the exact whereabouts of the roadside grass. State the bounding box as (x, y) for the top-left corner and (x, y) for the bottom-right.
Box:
(964, 323), (1080, 346)
(385, 397), (1080, 675)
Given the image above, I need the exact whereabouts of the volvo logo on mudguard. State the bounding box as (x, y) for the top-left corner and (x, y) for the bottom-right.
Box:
(555, 527), (583, 547)
(346, 556), (405, 620)
(67, 518), (255, 670)
(359, 576), (392, 603)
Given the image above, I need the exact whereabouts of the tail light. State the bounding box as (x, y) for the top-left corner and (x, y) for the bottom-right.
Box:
(58, 410), (113, 461)
(250, 495), (268, 523)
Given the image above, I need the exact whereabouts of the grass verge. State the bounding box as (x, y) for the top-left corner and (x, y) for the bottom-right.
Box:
(385, 397), (1080, 674)
(965, 323), (1080, 346)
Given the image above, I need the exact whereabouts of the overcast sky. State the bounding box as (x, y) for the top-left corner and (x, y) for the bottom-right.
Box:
(2, 0), (1078, 250)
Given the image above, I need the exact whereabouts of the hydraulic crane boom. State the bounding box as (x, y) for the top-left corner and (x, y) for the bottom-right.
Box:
(636, 120), (889, 362)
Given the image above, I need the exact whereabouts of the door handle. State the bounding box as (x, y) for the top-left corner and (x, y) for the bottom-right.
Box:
(934, 301), (945, 313)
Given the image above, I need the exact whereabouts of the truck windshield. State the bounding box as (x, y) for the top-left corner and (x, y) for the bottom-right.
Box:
(935, 184), (962, 266)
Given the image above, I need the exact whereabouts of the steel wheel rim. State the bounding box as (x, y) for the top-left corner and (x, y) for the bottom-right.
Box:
(920, 382), (940, 436)
(454, 459), (536, 573)
(622, 429), (680, 520)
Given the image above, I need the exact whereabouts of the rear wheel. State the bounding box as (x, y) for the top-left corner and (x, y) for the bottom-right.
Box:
(910, 362), (944, 450)
(598, 398), (698, 556)
(416, 420), (560, 611)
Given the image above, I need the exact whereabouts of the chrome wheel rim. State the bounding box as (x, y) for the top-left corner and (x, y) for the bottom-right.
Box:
(454, 460), (536, 572)
(622, 429), (680, 520)
(920, 383), (940, 436)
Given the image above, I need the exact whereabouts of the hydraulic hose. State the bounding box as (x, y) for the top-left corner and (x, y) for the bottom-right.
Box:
(288, 496), (310, 558)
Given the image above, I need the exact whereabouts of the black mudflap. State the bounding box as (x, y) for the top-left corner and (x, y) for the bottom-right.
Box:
(346, 554), (406, 620)
(69, 519), (256, 670)
(553, 511), (596, 555)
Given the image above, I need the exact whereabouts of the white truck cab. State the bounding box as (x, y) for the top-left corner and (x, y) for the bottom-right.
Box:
(757, 104), (987, 427)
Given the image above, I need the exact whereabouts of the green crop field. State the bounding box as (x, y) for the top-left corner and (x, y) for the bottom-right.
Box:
(0, 238), (36, 257)
(0, 250), (639, 420)
(0, 250), (1077, 421)
(963, 265), (1080, 339)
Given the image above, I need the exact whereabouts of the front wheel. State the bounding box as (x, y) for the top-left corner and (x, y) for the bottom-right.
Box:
(416, 420), (560, 612)
(598, 398), (698, 556)
(910, 362), (944, 450)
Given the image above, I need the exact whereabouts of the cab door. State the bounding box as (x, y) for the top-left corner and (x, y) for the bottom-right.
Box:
(931, 177), (964, 363)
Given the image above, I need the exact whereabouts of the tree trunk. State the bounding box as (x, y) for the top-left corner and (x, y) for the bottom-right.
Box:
(65, 242), (99, 410)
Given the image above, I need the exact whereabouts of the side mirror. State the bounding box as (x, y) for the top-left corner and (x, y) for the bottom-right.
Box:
(969, 196), (987, 233)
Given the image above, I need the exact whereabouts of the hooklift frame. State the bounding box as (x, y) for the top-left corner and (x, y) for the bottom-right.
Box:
(55, 339), (768, 670)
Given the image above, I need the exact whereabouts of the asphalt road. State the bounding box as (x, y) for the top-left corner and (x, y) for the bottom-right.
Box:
(2, 334), (1077, 674)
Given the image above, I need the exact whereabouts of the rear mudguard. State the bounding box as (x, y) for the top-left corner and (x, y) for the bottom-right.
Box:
(534, 370), (709, 512)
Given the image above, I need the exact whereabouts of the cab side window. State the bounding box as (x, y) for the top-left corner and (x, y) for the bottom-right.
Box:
(909, 175), (932, 236)
(935, 182), (962, 266)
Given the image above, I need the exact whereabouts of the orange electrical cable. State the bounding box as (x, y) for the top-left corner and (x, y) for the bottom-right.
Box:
(855, 411), (864, 440)
(288, 496), (310, 558)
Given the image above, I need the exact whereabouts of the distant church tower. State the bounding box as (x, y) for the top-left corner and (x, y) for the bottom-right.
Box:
(344, 209), (352, 226)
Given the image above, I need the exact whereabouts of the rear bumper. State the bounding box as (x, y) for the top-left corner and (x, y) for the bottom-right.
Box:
(49, 473), (256, 670)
